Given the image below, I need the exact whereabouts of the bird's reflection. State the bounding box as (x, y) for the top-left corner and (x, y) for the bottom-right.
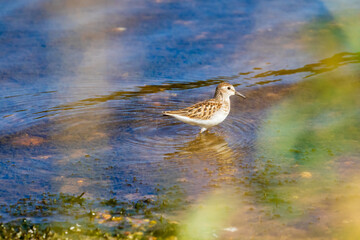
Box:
(164, 132), (250, 240)
(165, 132), (232, 159)
(164, 132), (242, 188)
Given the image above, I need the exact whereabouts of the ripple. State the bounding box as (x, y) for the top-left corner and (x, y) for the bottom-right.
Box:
(0, 76), (291, 212)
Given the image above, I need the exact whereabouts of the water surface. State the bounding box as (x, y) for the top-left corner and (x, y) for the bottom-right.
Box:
(1, 0), (360, 239)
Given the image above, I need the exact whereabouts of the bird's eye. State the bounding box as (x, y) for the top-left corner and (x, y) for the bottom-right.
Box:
(227, 87), (231, 90)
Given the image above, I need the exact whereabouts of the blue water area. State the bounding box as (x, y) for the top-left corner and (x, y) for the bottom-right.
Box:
(0, 0), (359, 228)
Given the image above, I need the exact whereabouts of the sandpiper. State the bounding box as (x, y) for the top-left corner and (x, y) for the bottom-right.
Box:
(163, 82), (246, 133)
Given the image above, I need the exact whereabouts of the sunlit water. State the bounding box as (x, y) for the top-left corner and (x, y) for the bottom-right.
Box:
(1, 0), (360, 239)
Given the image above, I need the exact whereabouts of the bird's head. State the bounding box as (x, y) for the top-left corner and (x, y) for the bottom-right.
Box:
(215, 82), (246, 99)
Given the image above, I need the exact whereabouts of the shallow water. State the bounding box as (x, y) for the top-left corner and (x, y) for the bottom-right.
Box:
(1, 0), (360, 239)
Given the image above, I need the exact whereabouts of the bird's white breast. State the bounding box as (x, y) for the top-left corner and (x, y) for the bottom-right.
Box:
(171, 108), (228, 129)
(204, 108), (229, 127)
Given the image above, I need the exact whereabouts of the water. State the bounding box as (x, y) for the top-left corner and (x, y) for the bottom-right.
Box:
(1, 0), (360, 239)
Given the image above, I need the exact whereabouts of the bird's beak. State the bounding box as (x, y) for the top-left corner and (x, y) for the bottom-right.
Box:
(235, 91), (246, 98)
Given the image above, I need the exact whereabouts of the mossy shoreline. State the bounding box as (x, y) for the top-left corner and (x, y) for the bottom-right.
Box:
(0, 192), (181, 240)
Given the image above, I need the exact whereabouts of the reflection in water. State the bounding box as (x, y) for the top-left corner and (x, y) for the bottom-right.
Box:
(164, 132), (245, 239)
(253, 52), (360, 79)
(165, 132), (240, 189)
(28, 51), (360, 119)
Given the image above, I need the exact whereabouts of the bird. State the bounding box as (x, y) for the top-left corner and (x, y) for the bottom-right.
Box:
(163, 82), (246, 133)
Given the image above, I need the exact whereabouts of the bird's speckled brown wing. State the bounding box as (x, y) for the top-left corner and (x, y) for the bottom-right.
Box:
(163, 99), (222, 120)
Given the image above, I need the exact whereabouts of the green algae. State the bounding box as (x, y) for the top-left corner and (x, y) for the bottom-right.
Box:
(0, 191), (184, 240)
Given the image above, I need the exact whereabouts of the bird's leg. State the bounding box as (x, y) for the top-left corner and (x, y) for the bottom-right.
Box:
(200, 127), (207, 133)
